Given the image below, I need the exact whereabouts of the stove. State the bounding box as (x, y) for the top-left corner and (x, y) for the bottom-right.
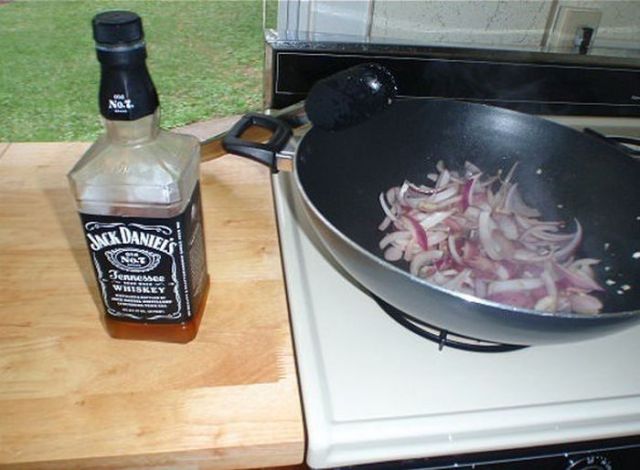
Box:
(264, 33), (640, 469)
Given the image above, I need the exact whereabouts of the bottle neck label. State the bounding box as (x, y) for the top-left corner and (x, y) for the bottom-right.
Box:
(99, 56), (159, 120)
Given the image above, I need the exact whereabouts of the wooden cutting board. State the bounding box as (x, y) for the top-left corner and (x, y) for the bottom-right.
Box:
(0, 143), (304, 469)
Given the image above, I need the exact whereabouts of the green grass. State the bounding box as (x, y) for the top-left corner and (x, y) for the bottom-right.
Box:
(0, 0), (265, 141)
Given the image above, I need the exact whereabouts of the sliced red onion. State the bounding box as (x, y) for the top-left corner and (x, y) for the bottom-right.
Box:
(516, 215), (560, 231)
(540, 264), (558, 311)
(444, 217), (465, 232)
(410, 250), (444, 276)
(477, 174), (499, 188)
(504, 183), (540, 217)
(478, 210), (504, 260)
(427, 230), (449, 247)
(494, 232), (515, 259)
(488, 291), (535, 309)
(495, 264), (511, 281)
(378, 217), (392, 231)
(405, 181), (438, 195)
(379, 192), (397, 221)
(495, 214), (519, 240)
(443, 269), (471, 290)
(569, 293), (603, 314)
(403, 239), (418, 262)
(378, 161), (602, 314)
(379, 231), (411, 249)
(400, 215), (429, 251)
(398, 180), (410, 200)
(431, 185), (459, 203)
(461, 178), (474, 211)
(465, 160), (482, 176)
(420, 210), (454, 231)
(513, 249), (552, 263)
(554, 262), (604, 292)
(500, 260), (523, 279)
(435, 168), (450, 188)
(569, 258), (599, 279)
(475, 279), (488, 298)
(464, 206), (481, 221)
(386, 187), (399, 204)
(520, 225), (579, 245)
(433, 257), (451, 273)
(552, 220), (582, 262)
(384, 246), (403, 261)
(448, 235), (464, 265)
(488, 278), (545, 295)
(429, 271), (448, 285)
(490, 163), (518, 209)
(441, 268), (460, 276)
(569, 258), (600, 270)
(534, 295), (556, 311)
(418, 195), (462, 212)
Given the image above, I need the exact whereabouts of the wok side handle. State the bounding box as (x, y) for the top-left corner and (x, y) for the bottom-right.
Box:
(222, 113), (292, 173)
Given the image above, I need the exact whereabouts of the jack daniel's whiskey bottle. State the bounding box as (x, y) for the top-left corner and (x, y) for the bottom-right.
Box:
(68, 11), (209, 343)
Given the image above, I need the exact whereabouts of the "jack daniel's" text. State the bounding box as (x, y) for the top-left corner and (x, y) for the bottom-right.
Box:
(86, 226), (176, 255)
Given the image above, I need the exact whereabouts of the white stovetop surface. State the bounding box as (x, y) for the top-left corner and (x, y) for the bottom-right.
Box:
(271, 169), (640, 469)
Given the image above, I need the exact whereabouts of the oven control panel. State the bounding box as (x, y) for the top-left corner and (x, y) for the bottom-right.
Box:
(266, 39), (640, 118)
(349, 436), (640, 470)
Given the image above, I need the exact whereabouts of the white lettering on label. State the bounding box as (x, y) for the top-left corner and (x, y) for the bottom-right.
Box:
(108, 94), (135, 112)
(86, 226), (176, 255)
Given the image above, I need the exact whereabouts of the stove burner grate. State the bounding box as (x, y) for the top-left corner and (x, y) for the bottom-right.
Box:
(373, 296), (528, 353)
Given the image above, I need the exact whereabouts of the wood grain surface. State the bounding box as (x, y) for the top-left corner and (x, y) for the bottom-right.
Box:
(0, 143), (305, 469)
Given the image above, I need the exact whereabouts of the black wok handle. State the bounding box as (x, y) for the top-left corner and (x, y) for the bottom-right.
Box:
(222, 113), (292, 172)
(305, 63), (397, 132)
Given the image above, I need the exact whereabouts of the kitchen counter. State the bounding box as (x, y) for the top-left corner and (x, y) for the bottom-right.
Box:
(0, 143), (305, 469)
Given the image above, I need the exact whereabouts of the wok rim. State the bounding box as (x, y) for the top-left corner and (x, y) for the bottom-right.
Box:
(291, 101), (640, 321)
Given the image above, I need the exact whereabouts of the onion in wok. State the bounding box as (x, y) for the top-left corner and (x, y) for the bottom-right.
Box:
(378, 161), (604, 314)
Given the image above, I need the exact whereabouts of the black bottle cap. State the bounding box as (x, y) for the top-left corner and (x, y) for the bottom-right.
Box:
(93, 10), (144, 45)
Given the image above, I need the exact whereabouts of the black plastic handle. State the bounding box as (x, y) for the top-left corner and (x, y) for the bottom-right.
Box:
(222, 113), (293, 172)
(305, 63), (397, 132)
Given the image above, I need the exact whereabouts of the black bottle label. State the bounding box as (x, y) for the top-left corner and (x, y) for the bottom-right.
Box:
(80, 185), (207, 323)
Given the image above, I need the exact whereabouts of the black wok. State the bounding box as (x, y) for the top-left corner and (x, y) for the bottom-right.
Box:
(223, 99), (640, 345)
